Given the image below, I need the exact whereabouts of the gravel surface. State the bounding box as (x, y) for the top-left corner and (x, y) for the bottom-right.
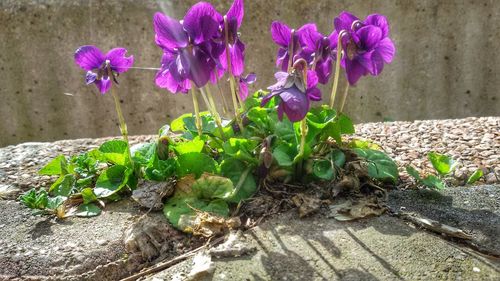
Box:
(354, 116), (499, 187)
(0, 117), (498, 195)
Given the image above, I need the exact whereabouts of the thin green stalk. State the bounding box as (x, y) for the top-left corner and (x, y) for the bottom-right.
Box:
(329, 30), (346, 109)
(223, 15), (244, 133)
(190, 83), (203, 137)
(287, 29), (295, 73)
(200, 86), (226, 140)
(215, 77), (229, 115)
(106, 63), (133, 167)
(338, 83), (350, 113)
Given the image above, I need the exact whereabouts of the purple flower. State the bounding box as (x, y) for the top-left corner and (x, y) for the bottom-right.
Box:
(74, 45), (134, 94)
(238, 73), (256, 101)
(219, 0), (246, 76)
(261, 70), (321, 122)
(270, 22), (317, 72)
(153, 3), (223, 93)
(334, 12), (396, 85)
(299, 27), (338, 84)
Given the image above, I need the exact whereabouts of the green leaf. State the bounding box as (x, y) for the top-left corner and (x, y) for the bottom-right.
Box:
(46, 196), (66, 210)
(222, 138), (259, 164)
(145, 154), (176, 181)
(307, 106), (337, 130)
(192, 174), (234, 200)
(183, 113), (216, 135)
(220, 158), (257, 203)
(244, 91), (265, 109)
(272, 144), (294, 167)
(428, 152), (457, 176)
(163, 195), (229, 229)
(421, 175), (446, 190)
(94, 165), (130, 198)
(173, 138), (205, 155)
(329, 150), (346, 168)
(202, 199), (229, 216)
(49, 174), (75, 197)
(171, 113), (193, 132)
(176, 152), (217, 178)
(39, 155), (68, 176)
(81, 188), (98, 204)
(406, 166), (446, 190)
(406, 166), (422, 181)
(99, 140), (129, 166)
(246, 107), (270, 130)
(313, 159), (336, 180)
(131, 142), (157, 165)
(74, 203), (102, 217)
(348, 139), (381, 150)
(324, 120), (342, 144)
(339, 114), (355, 134)
(466, 169), (483, 185)
(19, 188), (48, 210)
(354, 148), (399, 183)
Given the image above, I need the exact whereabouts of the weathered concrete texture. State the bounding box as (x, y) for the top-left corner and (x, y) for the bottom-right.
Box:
(1, 0), (499, 146)
(389, 185), (500, 254)
(147, 189), (500, 281)
(0, 199), (141, 280)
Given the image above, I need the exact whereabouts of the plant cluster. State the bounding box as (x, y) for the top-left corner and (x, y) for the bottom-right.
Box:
(20, 1), (402, 229)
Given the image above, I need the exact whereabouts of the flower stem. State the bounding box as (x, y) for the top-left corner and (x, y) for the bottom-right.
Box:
(329, 31), (346, 109)
(110, 86), (134, 167)
(287, 29), (296, 73)
(296, 118), (308, 177)
(223, 15), (244, 133)
(190, 83), (203, 137)
(215, 76), (229, 115)
(338, 83), (350, 113)
(200, 86), (226, 140)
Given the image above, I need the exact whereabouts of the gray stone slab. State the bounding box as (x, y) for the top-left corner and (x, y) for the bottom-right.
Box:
(150, 213), (499, 281)
(0, 199), (144, 280)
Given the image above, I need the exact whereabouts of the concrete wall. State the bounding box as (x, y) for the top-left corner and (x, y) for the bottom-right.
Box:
(0, 0), (499, 147)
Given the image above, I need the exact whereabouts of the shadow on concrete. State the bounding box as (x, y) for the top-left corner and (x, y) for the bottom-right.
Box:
(249, 226), (382, 281)
(388, 187), (500, 254)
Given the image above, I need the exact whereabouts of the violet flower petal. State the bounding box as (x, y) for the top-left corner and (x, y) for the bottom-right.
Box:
(85, 71), (97, 85)
(306, 70), (319, 89)
(268, 71), (289, 91)
(155, 67), (189, 94)
(297, 23), (321, 50)
(315, 57), (333, 84)
(261, 91), (280, 107)
(375, 37), (395, 63)
(229, 40), (245, 76)
(95, 78), (111, 94)
(364, 14), (390, 38)
(105, 48), (134, 73)
(279, 87), (310, 122)
(74, 45), (104, 71)
(355, 25), (382, 51)
(345, 57), (368, 85)
(153, 12), (188, 50)
(334, 11), (359, 33)
(239, 78), (249, 101)
(271, 21), (291, 47)
(183, 2), (222, 45)
(243, 73), (257, 84)
(371, 51), (385, 76)
(277, 104), (285, 121)
(276, 48), (289, 72)
(226, 0), (244, 28)
(184, 47), (213, 88)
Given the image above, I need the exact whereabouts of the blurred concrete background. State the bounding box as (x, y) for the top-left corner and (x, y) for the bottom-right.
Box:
(0, 0), (499, 147)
